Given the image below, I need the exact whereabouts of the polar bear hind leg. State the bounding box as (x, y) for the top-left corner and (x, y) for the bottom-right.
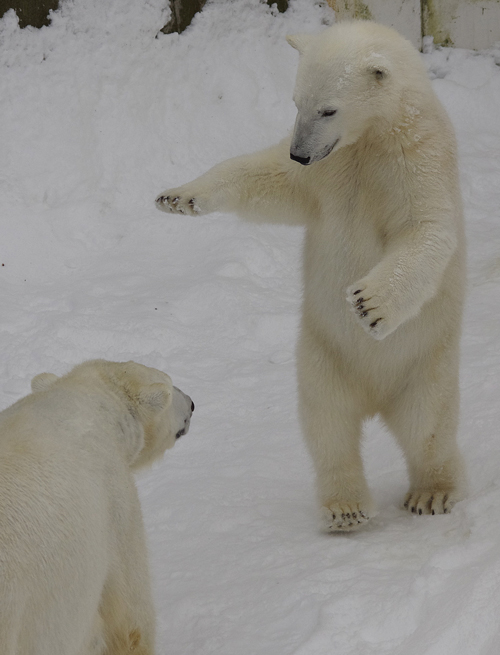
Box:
(297, 321), (375, 532)
(381, 350), (466, 515)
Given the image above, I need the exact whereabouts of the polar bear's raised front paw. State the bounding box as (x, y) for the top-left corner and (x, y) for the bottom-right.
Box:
(155, 189), (202, 216)
(321, 503), (370, 532)
(346, 281), (397, 341)
(404, 490), (457, 515)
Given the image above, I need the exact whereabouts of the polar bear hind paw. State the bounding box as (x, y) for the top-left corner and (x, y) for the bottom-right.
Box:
(404, 490), (456, 515)
(321, 503), (370, 532)
(155, 190), (201, 215)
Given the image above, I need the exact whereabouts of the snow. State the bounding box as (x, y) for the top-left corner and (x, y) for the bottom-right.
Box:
(1, 0), (500, 652)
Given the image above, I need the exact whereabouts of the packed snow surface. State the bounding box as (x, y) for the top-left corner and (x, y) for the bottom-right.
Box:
(1, 1), (500, 653)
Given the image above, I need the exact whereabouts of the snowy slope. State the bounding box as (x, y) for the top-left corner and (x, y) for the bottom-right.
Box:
(1, 1), (500, 653)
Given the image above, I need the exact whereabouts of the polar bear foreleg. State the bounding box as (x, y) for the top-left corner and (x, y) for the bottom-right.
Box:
(155, 141), (310, 225)
(100, 579), (155, 655)
(346, 222), (458, 340)
(381, 352), (466, 515)
(297, 322), (374, 532)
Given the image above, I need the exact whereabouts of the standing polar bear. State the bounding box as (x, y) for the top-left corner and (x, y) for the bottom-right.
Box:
(156, 21), (466, 531)
(0, 359), (193, 655)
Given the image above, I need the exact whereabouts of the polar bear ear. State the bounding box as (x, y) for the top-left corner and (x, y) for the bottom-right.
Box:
(286, 33), (314, 54)
(366, 54), (391, 82)
(31, 372), (59, 393)
(139, 383), (173, 413)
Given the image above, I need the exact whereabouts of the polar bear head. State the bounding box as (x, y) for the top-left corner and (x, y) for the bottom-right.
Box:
(287, 21), (430, 165)
(31, 360), (194, 470)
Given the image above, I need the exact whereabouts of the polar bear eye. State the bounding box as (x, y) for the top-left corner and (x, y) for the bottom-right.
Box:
(321, 109), (337, 118)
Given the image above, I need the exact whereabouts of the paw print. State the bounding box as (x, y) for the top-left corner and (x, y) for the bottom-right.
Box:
(155, 190), (202, 216)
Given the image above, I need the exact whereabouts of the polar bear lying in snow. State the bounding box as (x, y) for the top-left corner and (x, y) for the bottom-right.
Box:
(156, 21), (466, 532)
(0, 359), (193, 655)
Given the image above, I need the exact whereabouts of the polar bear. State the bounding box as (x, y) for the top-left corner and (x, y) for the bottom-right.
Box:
(155, 21), (466, 531)
(0, 359), (194, 655)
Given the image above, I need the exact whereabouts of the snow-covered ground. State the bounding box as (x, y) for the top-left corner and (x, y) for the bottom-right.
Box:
(1, 1), (500, 652)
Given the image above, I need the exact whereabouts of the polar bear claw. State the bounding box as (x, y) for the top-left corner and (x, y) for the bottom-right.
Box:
(156, 186), (204, 215)
(322, 504), (370, 532)
(346, 281), (399, 340)
(404, 491), (456, 515)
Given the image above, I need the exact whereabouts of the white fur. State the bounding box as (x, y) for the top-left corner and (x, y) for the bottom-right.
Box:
(156, 21), (466, 531)
(0, 359), (193, 654)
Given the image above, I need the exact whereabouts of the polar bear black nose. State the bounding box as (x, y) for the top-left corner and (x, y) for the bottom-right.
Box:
(290, 153), (311, 166)
(191, 400), (195, 412)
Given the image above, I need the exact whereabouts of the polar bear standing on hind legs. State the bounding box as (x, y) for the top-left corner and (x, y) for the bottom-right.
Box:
(156, 21), (466, 532)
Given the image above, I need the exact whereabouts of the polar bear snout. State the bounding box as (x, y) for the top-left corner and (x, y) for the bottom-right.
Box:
(290, 105), (342, 165)
(290, 137), (340, 166)
(173, 386), (194, 440)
